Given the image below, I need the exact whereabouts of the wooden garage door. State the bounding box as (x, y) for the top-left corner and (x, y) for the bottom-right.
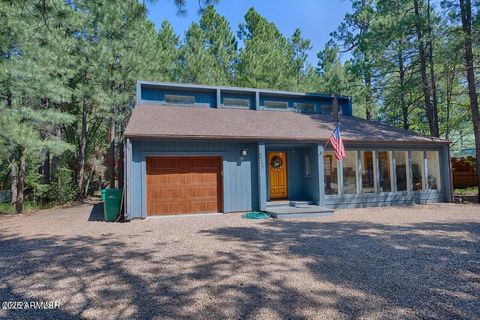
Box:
(146, 157), (222, 215)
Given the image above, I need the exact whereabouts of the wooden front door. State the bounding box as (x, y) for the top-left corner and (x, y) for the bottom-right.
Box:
(268, 152), (288, 199)
(146, 157), (222, 215)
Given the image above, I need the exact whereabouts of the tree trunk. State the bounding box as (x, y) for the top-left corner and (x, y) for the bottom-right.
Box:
(78, 97), (88, 200)
(15, 146), (26, 214)
(398, 47), (409, 130)
(9, 156), (17, 205)
(118, 130), (125, 190)
(365, 67), (373, 120)
(413, 0), (439, 137)
(426, 0), (440, 136)
(459, 0), (480, 202)
(444, 68), (454, 139)
(109, 117), (116, 188)
(109, 77), (116, 188)
(42, 151), (51, 184)
(6, 88), (17, 205)
(51, 126), (61, 175)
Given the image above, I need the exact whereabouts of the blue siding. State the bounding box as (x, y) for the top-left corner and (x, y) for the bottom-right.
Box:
(305, 147), (320, 202)
(139, 82), (353, 114)
(128, 139), (258, 218)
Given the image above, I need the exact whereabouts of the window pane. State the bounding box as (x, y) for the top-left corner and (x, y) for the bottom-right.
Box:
(361, 151), (375, 193)
(320, 105), (332, 114)
(378, 151), (392, 192)
(223, 98), (250, 108)
(427, 151), (441, 190)
(411, 151), (424, 191)
(295, 102), (315, 113)
(264, 100), (288, 109)
(343, 151), (357, 194)
(324, 151), (338, 195)
(165, 94), (195, 105)
(395, 151), (408, 191)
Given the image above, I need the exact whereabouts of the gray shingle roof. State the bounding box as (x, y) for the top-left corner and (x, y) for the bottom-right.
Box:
(125, 104), (448, 144)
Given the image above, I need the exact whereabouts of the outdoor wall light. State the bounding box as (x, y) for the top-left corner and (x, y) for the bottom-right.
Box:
(241, 148), (248, 157)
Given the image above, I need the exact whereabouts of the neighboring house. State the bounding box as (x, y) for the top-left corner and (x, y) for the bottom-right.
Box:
(123, 81), (452, 219)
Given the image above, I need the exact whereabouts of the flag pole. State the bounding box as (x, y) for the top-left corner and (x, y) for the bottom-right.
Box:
(333, 94), (340, 127)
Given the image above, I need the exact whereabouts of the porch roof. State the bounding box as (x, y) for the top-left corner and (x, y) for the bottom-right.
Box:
(125, 104), (448, 144)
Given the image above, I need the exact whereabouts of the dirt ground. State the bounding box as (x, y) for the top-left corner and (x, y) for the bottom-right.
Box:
(0, 201), (479, 319)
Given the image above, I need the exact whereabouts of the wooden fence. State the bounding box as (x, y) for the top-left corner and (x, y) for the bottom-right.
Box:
(452, 157), (477, 188)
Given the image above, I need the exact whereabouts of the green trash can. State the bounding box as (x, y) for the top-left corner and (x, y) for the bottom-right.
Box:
(101, 188), (122, 222)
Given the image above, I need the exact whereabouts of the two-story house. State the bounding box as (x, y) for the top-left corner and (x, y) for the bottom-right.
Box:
(123, 81), (452, 219)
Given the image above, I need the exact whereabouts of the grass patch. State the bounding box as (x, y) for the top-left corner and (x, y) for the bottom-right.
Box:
(0, 202), (54, 215)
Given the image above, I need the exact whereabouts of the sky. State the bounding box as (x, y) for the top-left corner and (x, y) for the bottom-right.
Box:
(146, 0), (352, 66)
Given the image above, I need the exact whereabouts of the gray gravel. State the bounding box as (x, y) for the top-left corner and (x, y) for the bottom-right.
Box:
(0, 201), (479, 319)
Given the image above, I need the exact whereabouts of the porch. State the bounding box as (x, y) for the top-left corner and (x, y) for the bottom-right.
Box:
(257, 142), (327, 217)
(266, 200), (334, 219)
(256, 141), (452, 213)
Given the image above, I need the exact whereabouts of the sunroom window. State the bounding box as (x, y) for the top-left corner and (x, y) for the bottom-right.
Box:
(324, 151), (338, 195)
(426, 151), (441, 190)
(361, 151), (375, 193)
(378, 151), (392, 192)
(411, 151), (425, 191)
(394, 151), (408, 191)
(343, 151), (357, 194)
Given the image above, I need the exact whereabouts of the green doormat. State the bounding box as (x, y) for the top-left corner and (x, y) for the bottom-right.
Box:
(242, 211), (270, 219)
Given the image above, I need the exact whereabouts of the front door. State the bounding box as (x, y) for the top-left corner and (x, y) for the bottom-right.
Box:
(268, 152), (288, 199)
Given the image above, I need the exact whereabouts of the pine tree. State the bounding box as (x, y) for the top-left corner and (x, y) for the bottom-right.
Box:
(444, 0), (480, 200)
(236, 8), (296, 90)
(316, 42), (350, 96)
(146, 20), (180, 82)
(414, 0), (440, 137)
(0, 0), (74, 212)
(332, 0), (376, 119)
(178, 22), (218, 84)
(199, 5), (237, 85)
(290, 29), (312, 88)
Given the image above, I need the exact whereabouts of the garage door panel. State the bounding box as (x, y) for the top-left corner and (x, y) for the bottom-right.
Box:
(149, 203), (187, 215)
(189, 187), (217, 198)
(146, 157), (222, 215)
(188, 201), (218, 213)
(190, 173), (218, 183)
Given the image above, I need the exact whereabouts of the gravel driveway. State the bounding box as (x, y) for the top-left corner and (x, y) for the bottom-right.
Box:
(0, 201), (479, 319)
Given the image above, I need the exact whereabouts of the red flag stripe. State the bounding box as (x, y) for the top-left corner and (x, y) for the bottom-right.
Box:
(329, 127), (345, 160)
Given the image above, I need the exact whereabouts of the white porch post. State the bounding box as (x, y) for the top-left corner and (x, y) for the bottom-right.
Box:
(258, 142), (267, 211)
(315, 144), (325, 206)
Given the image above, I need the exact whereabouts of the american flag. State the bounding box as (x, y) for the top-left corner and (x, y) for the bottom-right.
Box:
(329, 126), (346, 160)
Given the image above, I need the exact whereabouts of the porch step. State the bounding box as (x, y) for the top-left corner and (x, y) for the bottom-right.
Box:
(266, 200), (316, 208)
(266, 204), (334, 219)
(288, 200), (315, 207)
